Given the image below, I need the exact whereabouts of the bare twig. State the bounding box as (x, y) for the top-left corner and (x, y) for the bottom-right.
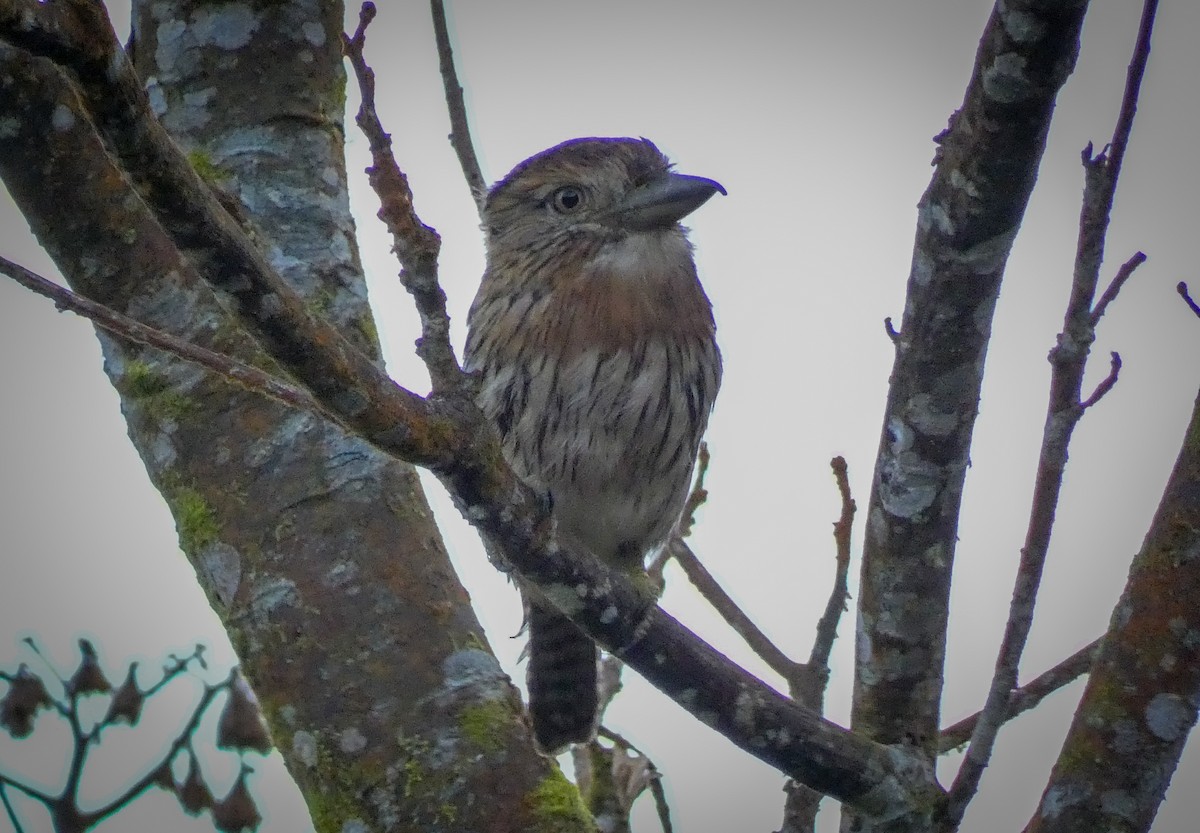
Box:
(648, 442), (710, 590)
(1089, 252), (1146, 325)
(342, 2), (463, 394)
(0, 257), (326, 417)
(0, 784), (22, 833)
(1080, 352), (1122, 411)
(429, 0), (487, 213)
(1178, 282), (1200, 319)
(808, 456), (855, 675)
(883, 316), (900, 345)
(939, 637), (1101, 753)
(671, 539), (802, 685)
(596, 727), (673, 833)
(945, 0), (1159, 820)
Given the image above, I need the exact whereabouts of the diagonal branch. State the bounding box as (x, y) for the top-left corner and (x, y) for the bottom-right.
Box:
(808, 456), (855, 676)
(0, 0), (940, 816)
(670, 540), (803, 684)
(0, 257), (325, 417)
(945, 0), (1159, 820)
(429, 0), (487, 213)
(938, 636), (1101, 753)
(342, 3), (462, 395)
(849, 4), (1093, 799)
(1178, 281), (1200, 319)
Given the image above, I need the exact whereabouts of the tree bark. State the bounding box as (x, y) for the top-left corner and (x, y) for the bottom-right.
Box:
(1025, 387), (1200, 833)
(0, 2), (579, 831)
(848, 4), (1088, 828)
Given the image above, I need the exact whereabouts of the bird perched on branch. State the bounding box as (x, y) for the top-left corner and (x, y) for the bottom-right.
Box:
(465, 137), (724, 753)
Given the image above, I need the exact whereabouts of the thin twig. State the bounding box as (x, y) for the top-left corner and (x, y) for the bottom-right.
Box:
(596, 727), (673, 833)
(939, 637), (1102, 753)
(342, 2), (463, 394)
(884, 316), (900, 345)
(1080, 352), (1122, 411)
(1089, 252), (1146, 325)
(671, 539), (802, 684)
(945, 0), (1159, 820)
(0, 257), (326, 417)
(648, 442), (710, 589)
(1178, 282), (1200, 319)
(808, 456), (855, 675)
(0, 784), (23, 833)
(429, 0), (487, 214)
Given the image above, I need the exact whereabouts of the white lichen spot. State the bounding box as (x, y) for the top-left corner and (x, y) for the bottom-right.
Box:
(321, 166), (340, 188)
(193, 3), (260, 50)
(911, 249), (935, 287)
(154, 19), (188, 75)
(918, 200), (955, 236)
(878, 419), (940, 518)
(442, 649), (506, 690)
(906, 393), (958, 436)
(654, 652), (667, 665)
(948, 168), (980, 199)
(339, 726), (368, 755)
(733, 691), (756, 730)
(250, 576), (299, 615)
(1040, 783), (1090, 819)
(341, 820), (369, 833)
(599, 605), (619, 625)
(1002, 8), (1046, 43)
(325, 559), (361, 591)
(1145, 693), (1190, 741)
(51, 104), (76, 132)
(922, 543), (947, 569)
(951, 227), (1018, 276)
(543, 583), (585, 615)
(279, 704), (298, 726)
(198, 542), (242, 606)
(1160, 653), (1177, 672)
(1100, 789), (1136, 820)
(575, 582), (590, 598)
(983, 52), (1031, 104)
(299, 50), (314, 64)
(301, 20), (326, 47)
(0, 116), (20, 138)
(292, 729), (318, 767)
(149, 430), (178, 469)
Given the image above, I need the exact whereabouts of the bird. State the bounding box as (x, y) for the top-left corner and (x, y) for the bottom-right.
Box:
(464, 137), (723, 753)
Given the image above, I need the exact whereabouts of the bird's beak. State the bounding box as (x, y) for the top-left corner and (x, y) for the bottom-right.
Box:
(610, 172), (726, 231)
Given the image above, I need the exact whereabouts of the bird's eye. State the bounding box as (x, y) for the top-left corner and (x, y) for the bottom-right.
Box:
(550, 186), (585, 213)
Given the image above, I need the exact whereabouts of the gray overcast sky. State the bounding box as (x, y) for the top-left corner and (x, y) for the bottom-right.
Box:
(2, 1), (1198, 831)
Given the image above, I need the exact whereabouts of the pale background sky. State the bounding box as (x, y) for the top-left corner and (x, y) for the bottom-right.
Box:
(2, 1), (1199, 831)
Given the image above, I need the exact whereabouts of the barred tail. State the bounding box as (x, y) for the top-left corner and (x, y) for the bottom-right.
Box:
(525, 597), (598, 753)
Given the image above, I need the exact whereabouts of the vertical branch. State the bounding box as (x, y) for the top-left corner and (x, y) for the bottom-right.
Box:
(430, 0), (487, 214)
(945, 0), (1159, 820)
(1026, 385), (1200, 832)
(849, 7), (1090, 814)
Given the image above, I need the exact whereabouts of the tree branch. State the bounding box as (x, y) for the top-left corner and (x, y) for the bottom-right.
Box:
(808, 456), (855, 676)
(1026, 383), (1200, 831)
(0, 0), (939, 816)
(429, 0), (487, 213)
(671, 539), (803, 685)
(938, 637), (1101, 753)
(0, 257), (326, 417)
(1178, 281), (1200, 319)
(945, 1), (1158, 820)
(342, 2), (462, 395)
(850, 5), (1092, 805)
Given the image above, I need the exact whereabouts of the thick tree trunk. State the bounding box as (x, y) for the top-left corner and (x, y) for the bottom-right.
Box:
(0, 2), (583, 830)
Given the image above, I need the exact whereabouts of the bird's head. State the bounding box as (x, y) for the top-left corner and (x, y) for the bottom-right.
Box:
(482, 137), (725, 256)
